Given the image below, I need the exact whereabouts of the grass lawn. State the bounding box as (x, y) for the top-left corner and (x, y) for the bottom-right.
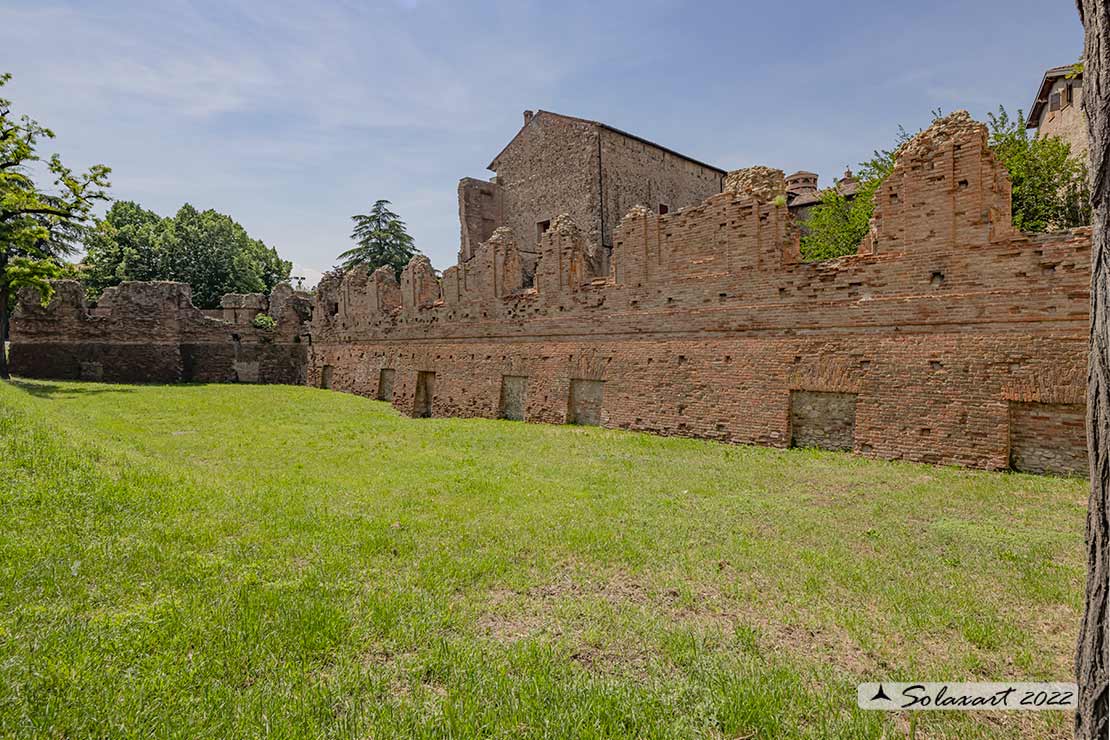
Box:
(0, 380), (1087, 739)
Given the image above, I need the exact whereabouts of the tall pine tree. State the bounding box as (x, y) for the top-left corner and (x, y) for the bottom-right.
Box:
(338, 200), (418, 278)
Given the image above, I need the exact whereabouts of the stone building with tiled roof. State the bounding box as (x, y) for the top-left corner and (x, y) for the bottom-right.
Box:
(458, 110), (726, 280)
(1026, 63), (1087, 160)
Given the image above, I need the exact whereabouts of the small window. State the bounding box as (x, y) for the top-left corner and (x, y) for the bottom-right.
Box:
(1063, 83), (1073, 107)
(536, 219), (551, 243)
(658, 203), (669, 215)
(1050, 92), (1061, 112)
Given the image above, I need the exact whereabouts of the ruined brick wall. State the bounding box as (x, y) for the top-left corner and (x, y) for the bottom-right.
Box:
(599, 126), (723, 247)
(9, 112), (1090, 475)
(10, 281), (311, 384)
(400, 255), (441, 311)
(457, 177), (502, 262)
(310, 112), (1091, 475)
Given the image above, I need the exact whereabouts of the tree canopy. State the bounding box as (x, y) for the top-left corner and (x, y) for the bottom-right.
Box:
(798, 127), (910, 262)
(338, 199), (418, 277)
(986, 107), (1090, 231)
(82, 201), (291, 308)
(0, 72), (111, 378)
(800, 108), (1091, 261)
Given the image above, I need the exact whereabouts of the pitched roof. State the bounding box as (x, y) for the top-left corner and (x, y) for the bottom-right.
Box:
(488, 110), (726, 175)
(1027, 64), (1082, 128)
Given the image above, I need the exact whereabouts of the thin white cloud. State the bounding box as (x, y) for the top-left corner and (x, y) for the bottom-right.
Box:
(0, 0), (1081, 277)
(0, 0), (600, 272)
(290, 263), (325, 292)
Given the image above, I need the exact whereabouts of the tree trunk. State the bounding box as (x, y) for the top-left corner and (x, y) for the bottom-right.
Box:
(1077, 1), (1110, 738)
(0, 261), (8, 381)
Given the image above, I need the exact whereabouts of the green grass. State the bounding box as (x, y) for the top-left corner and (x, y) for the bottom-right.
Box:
(0, 380), (1087, 739)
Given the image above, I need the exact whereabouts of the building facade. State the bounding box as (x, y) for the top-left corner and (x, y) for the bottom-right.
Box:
(1027, 63), (1087, 160)
(458, 110), (725, 281)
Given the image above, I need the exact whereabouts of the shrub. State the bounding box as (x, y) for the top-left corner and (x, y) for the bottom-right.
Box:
(251, 314), (276, 331)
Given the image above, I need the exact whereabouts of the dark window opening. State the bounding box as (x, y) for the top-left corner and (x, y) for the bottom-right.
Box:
(567, 379), (604, 426)
(377, 368), (395, 401)
(414, 371), (435, 418)
(536, 219), (551, 244)
(498, 375), (528, 421)
(658, 203), (669, 215)
(1050, 92), (1061, 112)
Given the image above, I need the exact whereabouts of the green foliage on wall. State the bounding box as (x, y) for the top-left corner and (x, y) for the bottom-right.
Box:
(800, 108), (1090, 262)
(251, 313), (277, 330)
(82, 201), (292, 308)
(986, 107), (1090, 232)
(799, 126), (909, 262)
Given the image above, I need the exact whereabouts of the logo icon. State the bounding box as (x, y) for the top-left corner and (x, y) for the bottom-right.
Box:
(871, 684), (891, 702)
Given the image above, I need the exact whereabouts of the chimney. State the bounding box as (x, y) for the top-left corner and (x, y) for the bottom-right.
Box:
(523, 110), (534, 126)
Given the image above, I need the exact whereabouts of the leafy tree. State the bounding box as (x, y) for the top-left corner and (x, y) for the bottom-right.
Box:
(0, 72), (110, 379)
(338, 199), (417, 277)
(799, 127), (911, 262)
(800, 108), (1091, 261)
(986, 107), (1090, 231)
(81, 201), (292, 308)
(81, 201), (166, 293)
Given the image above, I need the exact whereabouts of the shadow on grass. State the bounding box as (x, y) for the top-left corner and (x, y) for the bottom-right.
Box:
(7, 379), (137, 399)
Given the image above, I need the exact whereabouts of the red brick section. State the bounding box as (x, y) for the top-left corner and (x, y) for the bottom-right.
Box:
(7, 113), (1091, 475)
(308, 112), (1091, 475)
(10, 281), (312, 384)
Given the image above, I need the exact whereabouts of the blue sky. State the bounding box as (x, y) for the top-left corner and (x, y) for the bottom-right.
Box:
(2, 0), (1083, 287)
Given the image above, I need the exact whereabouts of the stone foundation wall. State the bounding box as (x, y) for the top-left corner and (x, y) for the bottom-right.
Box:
(1008, 401), (1088, 475)
(307, 333), (1086, 473)
(790, 391), (857, 451)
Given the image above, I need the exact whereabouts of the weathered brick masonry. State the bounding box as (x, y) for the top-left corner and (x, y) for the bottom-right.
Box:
(8, 112), (1090, 475)
(309, 113), (1090, 475)
(11, 281), (312, 384)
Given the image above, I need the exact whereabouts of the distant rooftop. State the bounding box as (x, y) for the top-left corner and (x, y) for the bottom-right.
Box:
(1027, 63), (1082, 128)
(489, 109), (727, 175)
